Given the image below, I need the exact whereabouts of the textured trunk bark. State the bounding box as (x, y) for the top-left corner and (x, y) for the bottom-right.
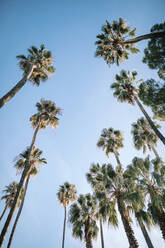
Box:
(62, 206), (66, 248)
(7, 175), (30, 248)
(85, 218), (93, 248)
(137, 219), (154, 248)
(85, 234), (93, 248)
(0, 64), (34, 109)
(123, 31), (165, 44)
(0, 122), (40, 247)
(99, 217), (104, 248)
(113, 150), (122, 167)
(151, 145), (160, 160)
(117, 197), (139, 248)
(134, 96), (165, 145)
(0, 205), (8, 221)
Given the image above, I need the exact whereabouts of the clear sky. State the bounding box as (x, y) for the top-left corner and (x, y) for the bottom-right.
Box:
(0, 0), (165, 247)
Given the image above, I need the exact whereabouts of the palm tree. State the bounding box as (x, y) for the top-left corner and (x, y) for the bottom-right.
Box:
(95, 18), (165, 66)
(127, 156), (165, 240)
(0, 98), (61, 247)
(7, 146), (47, 248)
(87, 167), (118, 248)
(97, 128), (123, 166)
(0, 45), (55, 108)
(123, 174), (155, 248)
(87, 163), (140, 248)
(69, 194), (98, 248)
(132, 117), (160, 158)
(96, 198), (117, 248)
(0, 182), (22, 222)
(57, 182), (77, 248)
(111, 70), (165, 145)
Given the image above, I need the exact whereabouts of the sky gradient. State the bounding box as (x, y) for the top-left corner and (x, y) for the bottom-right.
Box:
(1, 0), (165, 247)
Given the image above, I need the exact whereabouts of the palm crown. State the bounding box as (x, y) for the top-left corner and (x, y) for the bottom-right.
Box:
(131, 117), (160, 153)
(95, 18), (139, 65)
(16, 44), (55, 85)
(30, 98), (61, 129)
(69, 194), (98, 243)
(1, 182), (22, 208)
(97, 128), (123, 157)
(87, 163), (118, 227)
(87, 163), (142, 209)
(127, 156), (165, 207)
(111, 70), (140, 104)
(57, 182), (77, 207)
(126, 156), (165, 239)
(14, 146), (47, 177)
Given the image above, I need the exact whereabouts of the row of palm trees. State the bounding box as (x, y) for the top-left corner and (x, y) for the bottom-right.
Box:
(0, 99), (61, 247)
(56, 19), (165, 245)
(56, 123), (164, 248)
(0, 147), (46, 247)
(0, 18), (165, 247)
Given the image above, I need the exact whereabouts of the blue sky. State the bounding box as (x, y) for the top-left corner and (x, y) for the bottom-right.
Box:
(0, 0), (165, 247)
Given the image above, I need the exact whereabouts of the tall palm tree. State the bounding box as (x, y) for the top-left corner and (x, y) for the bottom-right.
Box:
(0, 182), (22, 222)
(131, 117), (160, 158)
(123, 174), (155, 248)
(0, 98), (61, 247)
(0, 45), (55, 108)
(127, 156), (165, 240)
(87, 166), (118, 248)
(57, 182), (77, 248)
(111, 70), (165, 145)
(7, 146), (47, 248)
(97, 128), (123, 166)
(95, 18), (165, 66)
(87, 163), (141, 248)
(69, 194), (98, 248)
(95, 197), (118, 248)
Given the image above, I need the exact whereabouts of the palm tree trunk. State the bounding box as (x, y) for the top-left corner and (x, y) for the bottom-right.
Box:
(85, 218), (93, 248)
(137, 219), (154, 248)
(151, 144), (160, 160)
(85, 233), (93, 248)
(0, 122), (40, 247)
(113, 150), (122, 167)
(0, 205), (8, 221)
(117, 197), (139, 248)
(62, 206), (66, 248)
(7, 175), (30, 248)
(124, 31), (165, 44)
(0, 64), (34, 109)
(99, 217), (104, 248)
(134, 96), (165, 145)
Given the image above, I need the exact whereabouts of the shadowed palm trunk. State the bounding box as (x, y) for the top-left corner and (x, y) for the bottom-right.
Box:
(0, 64), (34, 109)
(0, 122), (40, 247)
(85, 218), (93, 248)
(134, 96), (165, 145)
(99, 218), (104, 248)
(117, 197), (139, 248)
(7, 175), (30, 248)
(124, 31), (165, 44)
(85, 233), (93, 248)
(137, 219), (154, 248)
(62, 206), (66, 248)
(0, 205), (8, 222)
